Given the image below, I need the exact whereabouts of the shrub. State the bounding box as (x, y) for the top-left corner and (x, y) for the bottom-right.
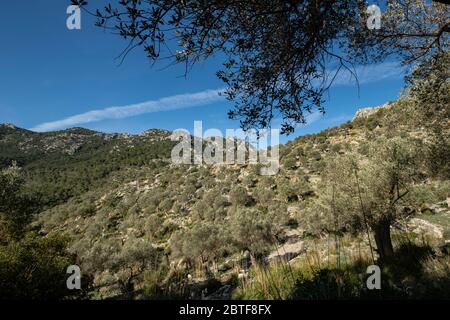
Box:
(283, 157), (297, 170)
(230, 186), (253, 206)
(330, 143), (342, 154)
(293, 268), (365, 300)
(0, 233), (88, 299)
(231, 208), (275, 257)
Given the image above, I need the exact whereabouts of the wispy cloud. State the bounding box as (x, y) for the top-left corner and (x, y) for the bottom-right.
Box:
(327, 61), (406, 87)
(31, 88), (225, 132)
(303, 111), (322, 124)
(30, 61), (403, 132)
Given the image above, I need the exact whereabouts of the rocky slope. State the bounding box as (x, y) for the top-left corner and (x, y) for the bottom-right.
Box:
(1, 98), (448, 299)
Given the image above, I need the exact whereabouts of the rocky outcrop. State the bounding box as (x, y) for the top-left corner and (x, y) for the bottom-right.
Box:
(352, 103), (391, 121)
(2, 123), (17, 130)
(266, 229), (305, 263)
(408, 218), (444, 239)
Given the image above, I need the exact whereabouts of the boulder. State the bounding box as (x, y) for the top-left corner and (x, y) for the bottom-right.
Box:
(266, 240), (305, 264)
(408, 218), (444, 239)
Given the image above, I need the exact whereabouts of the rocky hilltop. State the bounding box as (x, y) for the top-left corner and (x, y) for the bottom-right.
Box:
(351, 103), (391, 121)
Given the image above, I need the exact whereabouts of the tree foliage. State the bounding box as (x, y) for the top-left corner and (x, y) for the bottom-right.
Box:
(0, 165), (86, 299)
(0, 233), (83, 299)
(305, 137), (419, 259)
(74, 0), (449, 133)
(0, 163), (35, 240)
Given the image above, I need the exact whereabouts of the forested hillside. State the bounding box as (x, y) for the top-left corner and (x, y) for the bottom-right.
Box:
(1, 71), (448, 299)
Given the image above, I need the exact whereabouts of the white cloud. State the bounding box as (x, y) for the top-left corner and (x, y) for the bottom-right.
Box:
(30, 61), (403, 132)
(31, 88), (225, 132)
(304, 111), (322, 124)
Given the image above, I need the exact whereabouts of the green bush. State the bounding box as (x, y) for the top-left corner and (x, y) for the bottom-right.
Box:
(0, 233), (89, 299)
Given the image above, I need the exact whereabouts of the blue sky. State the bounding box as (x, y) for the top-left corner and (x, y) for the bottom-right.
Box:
(0, 1), (407, 144)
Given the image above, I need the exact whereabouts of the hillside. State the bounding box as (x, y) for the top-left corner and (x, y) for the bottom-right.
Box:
(1, 95), (449, 299)
(0, 125), (175, 206)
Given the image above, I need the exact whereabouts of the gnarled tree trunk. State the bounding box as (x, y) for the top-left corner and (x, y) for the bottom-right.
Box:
(373, 220), (394, 260)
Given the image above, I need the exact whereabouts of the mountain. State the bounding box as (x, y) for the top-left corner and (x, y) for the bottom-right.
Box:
(1, 97), (449, 299)
(0, 125), (176, 206)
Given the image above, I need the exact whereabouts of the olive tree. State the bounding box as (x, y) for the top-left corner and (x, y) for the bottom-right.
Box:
(73, 0), (448, 133)
(315, 138), (418, 260)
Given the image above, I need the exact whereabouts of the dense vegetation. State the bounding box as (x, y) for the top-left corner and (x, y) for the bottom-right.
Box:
(0, 164), (91, 299)
(1, 58), (448, 299)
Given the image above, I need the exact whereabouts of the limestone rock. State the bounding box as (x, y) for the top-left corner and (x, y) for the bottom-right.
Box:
(408, 218), (444, 239)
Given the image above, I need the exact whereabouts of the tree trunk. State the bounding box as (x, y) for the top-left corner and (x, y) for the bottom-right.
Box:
(373, 220), (394, 260)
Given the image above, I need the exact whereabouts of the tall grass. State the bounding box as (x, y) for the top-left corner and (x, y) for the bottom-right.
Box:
(234, 233), (450, 300)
